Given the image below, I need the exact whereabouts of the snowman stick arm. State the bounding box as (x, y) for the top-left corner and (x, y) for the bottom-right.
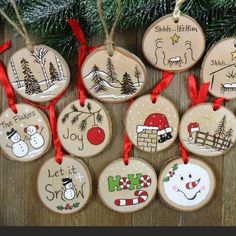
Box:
(40, 126), (44, 134)
(5, 144), (12, 148)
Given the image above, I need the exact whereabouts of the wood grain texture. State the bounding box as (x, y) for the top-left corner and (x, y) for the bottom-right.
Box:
(0, 23), (236, 226)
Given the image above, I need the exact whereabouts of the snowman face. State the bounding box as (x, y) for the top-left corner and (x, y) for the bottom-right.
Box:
(26, 125), (37, 135)
(11, 133), (21, 143)
(163, 163), (210, 207)
(65, 182), (73, 189)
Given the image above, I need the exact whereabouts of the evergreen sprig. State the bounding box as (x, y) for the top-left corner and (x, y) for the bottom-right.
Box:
(0, 0), (235, 57)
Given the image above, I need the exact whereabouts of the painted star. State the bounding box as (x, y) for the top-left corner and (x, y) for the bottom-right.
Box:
(231, 50), (236, 61)
(171, 33), (180, 45)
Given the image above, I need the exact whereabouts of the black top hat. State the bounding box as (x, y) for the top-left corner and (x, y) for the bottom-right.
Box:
(7, 128), (17, 139)
(62, 177), (72, 186)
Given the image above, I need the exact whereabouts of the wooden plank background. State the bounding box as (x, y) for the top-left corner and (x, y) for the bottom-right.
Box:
(0, 22), (236, 226)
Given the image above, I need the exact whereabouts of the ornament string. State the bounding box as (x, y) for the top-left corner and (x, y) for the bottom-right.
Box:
(151, 71), (174, 103)
(173, 0), (186, 22)
(122, 99), (134, 165)
(97, 0), (121, 56)
(213, 97), (225, 111)
(0, 0), (34, 52)
(188, 74), (210, 107)
(68, 19), (97, 106)
(0, 40), (17, 113)
(24, 90), (67, 165)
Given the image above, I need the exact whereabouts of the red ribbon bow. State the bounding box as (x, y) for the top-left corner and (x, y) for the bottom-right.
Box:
(151, 72), (174, 103)
(68, 19), (98, 106)
(0, 40), (17, 113)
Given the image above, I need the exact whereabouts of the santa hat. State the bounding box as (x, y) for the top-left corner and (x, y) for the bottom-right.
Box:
(62, 177), (72, 186)
(7, 128), (17, 139)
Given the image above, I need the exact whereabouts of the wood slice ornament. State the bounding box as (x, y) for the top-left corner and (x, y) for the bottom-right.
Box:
(7, 45), (70, 102)
(57, 99), (112, 158)
(98, 157), (157, 213)
(201, 37), (236, 99)
(0, 103), (51, 162)
(158, 157), (216, 211)
(179, 103), (236, 157)
(142, 14), (205, 72)
(125, 94), (179, 153)
(37, 155), (92, 214)
(81, 46), (147, 103)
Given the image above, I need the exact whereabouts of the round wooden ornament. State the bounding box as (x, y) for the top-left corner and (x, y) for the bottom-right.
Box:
(125, 94), (179, 153)
(201, 37), (236, 99)
(7, 45), (70, 102)
(98, 157), (157, 213)
(158, 157), (216, 211)
(179, 103), (236, 157)
(37, 155), (92, 214)
(0, 103), (51, 162)
(81, 46), (147, 103)
(142, 14), (206, 72)
(57, 99), (112, 158)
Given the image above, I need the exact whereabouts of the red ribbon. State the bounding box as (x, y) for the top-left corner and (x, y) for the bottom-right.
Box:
(213, 97), (225, 111)
(24, 90), (66, 164)
(123, 132), (132, 165)
(68, 19), (97, 106)
(122, 100), (134, 165)
(0, 40), (17, 113)
(188, 74), (210, 107)
(151, 72), (174, 103)
(179, 142), (189, 164)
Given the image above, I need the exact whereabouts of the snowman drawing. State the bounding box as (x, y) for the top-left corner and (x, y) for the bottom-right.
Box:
(163, 163), (211, 207)
(24, 125), (44, 149)
(62, 177), (75, 200)
(7, 128), (29, 158)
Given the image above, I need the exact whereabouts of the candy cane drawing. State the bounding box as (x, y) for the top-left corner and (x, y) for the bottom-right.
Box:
(114, 190), (148, 206)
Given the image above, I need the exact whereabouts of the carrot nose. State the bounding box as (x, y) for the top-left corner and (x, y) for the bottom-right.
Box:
(185, 178), (200, 189)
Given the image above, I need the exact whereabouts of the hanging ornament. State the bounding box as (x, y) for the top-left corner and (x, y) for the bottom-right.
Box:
(125, 72), (179, 153)
(56, 20), (112, 158)
(142, 0), (205, 72)
(0, 0), (70, 103)
(0, 40), (52, 162)
(179, 75), (236, 157)
(98, 130), (157, 213)
(37, 155), (92, 214)
(158, 157), (216, 211)
(57, 99), (112, 158)
(81, 0), (147, 103)
(179, 103), (236, 157)
(98, 158), (157, 213)
(201, 37), (236, 100)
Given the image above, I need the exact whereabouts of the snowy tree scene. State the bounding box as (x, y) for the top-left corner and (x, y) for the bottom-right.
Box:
(9, 45), (69, 102)
(185, 115), (234, 153)
(82, 54), (145, 102)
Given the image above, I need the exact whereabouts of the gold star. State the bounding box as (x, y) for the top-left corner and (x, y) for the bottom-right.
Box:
(171, 33), (180, 45)
(231, 50), (236, 60)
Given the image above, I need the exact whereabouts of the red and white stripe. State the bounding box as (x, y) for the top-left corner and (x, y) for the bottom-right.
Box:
(119, 177), (131, 190)
(114, 190), (148, 206)
(139, 175), (152, 188)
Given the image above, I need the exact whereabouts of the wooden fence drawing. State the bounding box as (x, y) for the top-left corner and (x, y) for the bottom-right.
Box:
(194, 131), (233, 152)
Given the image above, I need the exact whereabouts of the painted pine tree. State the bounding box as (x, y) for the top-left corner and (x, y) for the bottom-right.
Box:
(21, 58), (42, 95)
(91, 65), (107, 93)
(106, 57), (117, 83)
(214, 115), (227, 138)
(121, 72), (137, 95)
(134, 65), (141, 87)
(49, 62), (59, 83)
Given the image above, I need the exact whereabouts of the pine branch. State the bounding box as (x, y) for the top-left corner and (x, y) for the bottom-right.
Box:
(1, 0), (236, 57)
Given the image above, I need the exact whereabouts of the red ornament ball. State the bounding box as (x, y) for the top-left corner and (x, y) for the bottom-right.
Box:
(87, 127), (105, 145)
